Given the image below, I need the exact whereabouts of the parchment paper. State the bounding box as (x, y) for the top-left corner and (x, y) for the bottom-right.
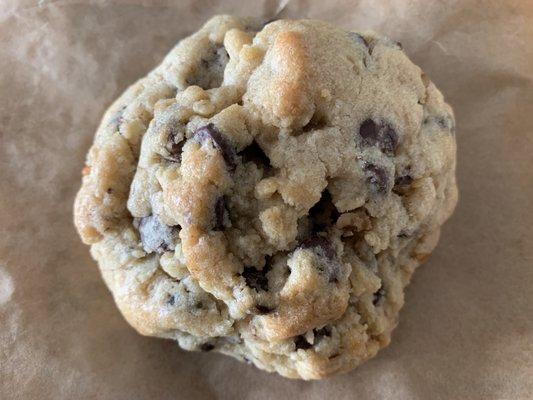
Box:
(1, 1), (532, 399)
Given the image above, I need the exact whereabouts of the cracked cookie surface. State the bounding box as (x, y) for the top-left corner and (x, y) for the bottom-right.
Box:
(74, 15), (457, 379)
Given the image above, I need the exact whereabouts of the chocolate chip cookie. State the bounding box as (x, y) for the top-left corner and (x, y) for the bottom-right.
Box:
(74, 15), (457, 379)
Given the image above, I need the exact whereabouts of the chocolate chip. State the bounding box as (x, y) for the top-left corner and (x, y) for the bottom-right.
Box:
(359, 119), (378, 141)
(106, 188), (113, 194)
(380, 125), (399, 155)
(394, 175), (413, 186)
(213, 196), (229, 231)
(364, 163), (389, 193)
(200, 343), (215, 352)
(313, 326), (332, 340)
(255, 304), (273, 314)
(294, 335), (312, 350)
(373, 287), (386, 306)
(165, 126), (185, 163)
(300, 236), (336, 260)
(134, 215), (180, 254)
(242, 266), (269, 292)
(359, 119), (399, 156)
(167, 295), (175, 306)
(395, 41), (403, 49)
(398, 232), (410, 238)
(194, 123), (237, 170)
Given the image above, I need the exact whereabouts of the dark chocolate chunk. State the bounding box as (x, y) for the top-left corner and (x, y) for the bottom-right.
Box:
(359, 119), (379, 142)
(373, 287), (386, 306)
(294, 335), (312, 350)
(242, 266), (269, 292)
(380, 125), (399, 155)
(255, 304), (274, 315)
(300, 236), (336, 260)
(167, 295), (175, 306)
(214, 196), (229, 231)
(194, 123), (237, 170)
(200, 343), (215, 352)
(165, 126), (185, 163)
(395, 175), (413, 186)
(364, 163), (389, 193)
(359, 119), (399, 156)
(134, 214), (180, 254)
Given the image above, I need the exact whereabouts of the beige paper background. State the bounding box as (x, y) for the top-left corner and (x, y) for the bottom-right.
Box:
(1, 0), (532, 399)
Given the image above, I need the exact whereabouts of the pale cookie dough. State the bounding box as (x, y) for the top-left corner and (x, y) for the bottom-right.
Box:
(74, 15), (457, 379)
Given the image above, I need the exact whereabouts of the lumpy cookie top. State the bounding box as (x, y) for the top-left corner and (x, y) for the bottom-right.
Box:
(74, 15), (457, 379)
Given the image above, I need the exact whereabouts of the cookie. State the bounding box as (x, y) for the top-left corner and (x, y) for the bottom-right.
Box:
(74, 15), (457, 379)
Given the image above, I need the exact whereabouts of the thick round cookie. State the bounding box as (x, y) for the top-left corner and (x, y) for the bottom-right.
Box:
(74, 15), (457, 379)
